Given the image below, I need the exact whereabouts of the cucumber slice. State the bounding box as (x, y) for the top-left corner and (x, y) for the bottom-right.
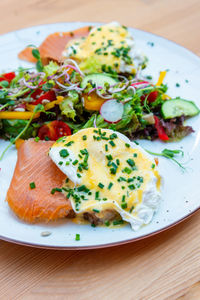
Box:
(81, 73), (118, 89)
(161, 99), (200, 119)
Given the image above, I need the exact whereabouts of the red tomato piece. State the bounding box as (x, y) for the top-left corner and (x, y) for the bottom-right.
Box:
(32, 90), (56, 105)
(0, 72), (16, 83)
(31, 89), (43, 99)
(141, 91), (158, 103)
(38, 121), (71, 141)
(154, 116), (169, 141)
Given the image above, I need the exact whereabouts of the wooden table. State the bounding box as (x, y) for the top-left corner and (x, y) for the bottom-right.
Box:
(0, 0), (200, 299)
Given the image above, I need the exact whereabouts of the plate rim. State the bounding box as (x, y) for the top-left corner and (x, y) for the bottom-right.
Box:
(0, 21), (200, 250)
(0, 206), (199, 250)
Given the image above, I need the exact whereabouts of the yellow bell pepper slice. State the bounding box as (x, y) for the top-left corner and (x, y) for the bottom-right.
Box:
(26, 96), (64, 112)
(44, 96), (64, 110)
(0, 111), (40, 120)
(84, 93), (106, 111)
(156, 71), (167, 86)
(162, 94), (171, 100)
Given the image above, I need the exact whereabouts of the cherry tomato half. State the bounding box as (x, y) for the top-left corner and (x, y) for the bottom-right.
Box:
(38, 121), (71, 141)
(0, 72), (16, 83)
(141, 91), (158, 103)
(31, 90), (56, 105)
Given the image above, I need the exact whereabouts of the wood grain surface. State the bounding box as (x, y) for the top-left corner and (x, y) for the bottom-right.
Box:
(0, 0), (200, 299)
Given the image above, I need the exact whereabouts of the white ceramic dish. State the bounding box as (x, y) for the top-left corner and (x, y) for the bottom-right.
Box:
(0, 22), (200, 249)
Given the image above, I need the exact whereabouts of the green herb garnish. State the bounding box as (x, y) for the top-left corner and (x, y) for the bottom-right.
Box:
(75, 234), (80, 241)
(59, 149), (69, 158)
(29, 182), (36, 189)
(146, 148), (185, 169)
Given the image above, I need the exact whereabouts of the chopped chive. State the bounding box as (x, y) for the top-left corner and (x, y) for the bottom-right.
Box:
(105, 220), (110, 226)
(77, 173), (82, 178)
(125, 143), (130, 148)
(65, 178), (69, 183)
(72, 159), (78, 165)
(78, 154), (82, 159)
(51, 187), (62, 194)
(65, 161), (70, 166)
(127, 159), (135, 167)
(137, 176), (144, 183)
(29, 182), (36, 189)
(109, 133), (117, 139)
(117, 176), (127, 182)
(75, 233), (80, 241)
(88, 191), (92, 195)
(98, 182), (104, 189)
(103, 198), (107, 201)
(93, 209), (100, 213)
(106, 154), (113, 160)
(151, 163), (155, 169)
(116, 159), (120, 166)
(65, 141), (74, 147)
(128, 184), (135, 190)
(109, 140), (115, 147)
(122, 167), (132, 174)
(58, 161), (63, 166)
(44, 136), (50, 141)
(82, 135), (87, 140)
(95, 191), (99, 200)
(127, 178), (134, 182)
(59, 149), (69, 158)
(108, 182), (113, 190)
(91, 223), (96, 227)
(93, 129), (98, 133)
(111, 162), (118, 169)
(80, 149), (88, 155)
(113, 220), (124, 225)
(121, 203), (127, 209)
(34, 136), (40, 142)
(133, 153), (137, 157)
(107, 161), (112, 166)
(129, 206), (134, 213)
(110, 167), (117, 174)
(122, 195), (126, 202)
(121, 186), (125, 190)
(102, 136), (109, 140)
(105, 144), (108, 152)
(77, 185), (89, 192)
(78, 165), (82, 171)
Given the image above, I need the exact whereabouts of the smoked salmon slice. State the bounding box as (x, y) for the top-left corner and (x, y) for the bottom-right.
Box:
(6, 139), (72, 223)
(18, 26), (91, 64)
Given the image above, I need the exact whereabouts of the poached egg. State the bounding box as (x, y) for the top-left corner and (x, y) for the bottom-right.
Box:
(49, 128), (161, 230)
(62, 22), (146, 74)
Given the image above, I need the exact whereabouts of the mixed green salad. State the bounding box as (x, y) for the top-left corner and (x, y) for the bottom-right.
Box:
(0, 50), (199, 151)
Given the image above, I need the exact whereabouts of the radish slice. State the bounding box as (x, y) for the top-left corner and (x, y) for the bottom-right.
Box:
(100, 99), (124, 123)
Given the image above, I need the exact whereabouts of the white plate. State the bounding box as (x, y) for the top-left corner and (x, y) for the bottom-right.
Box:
(0, 22), (200, 249)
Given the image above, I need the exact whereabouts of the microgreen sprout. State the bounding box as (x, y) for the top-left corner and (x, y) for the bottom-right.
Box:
(146, 148), (185, 169)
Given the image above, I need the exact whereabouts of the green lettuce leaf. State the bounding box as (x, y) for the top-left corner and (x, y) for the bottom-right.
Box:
(43, 61), (59, 77)
(1, 119), (39, 139)
(59, 91), (79, 120)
